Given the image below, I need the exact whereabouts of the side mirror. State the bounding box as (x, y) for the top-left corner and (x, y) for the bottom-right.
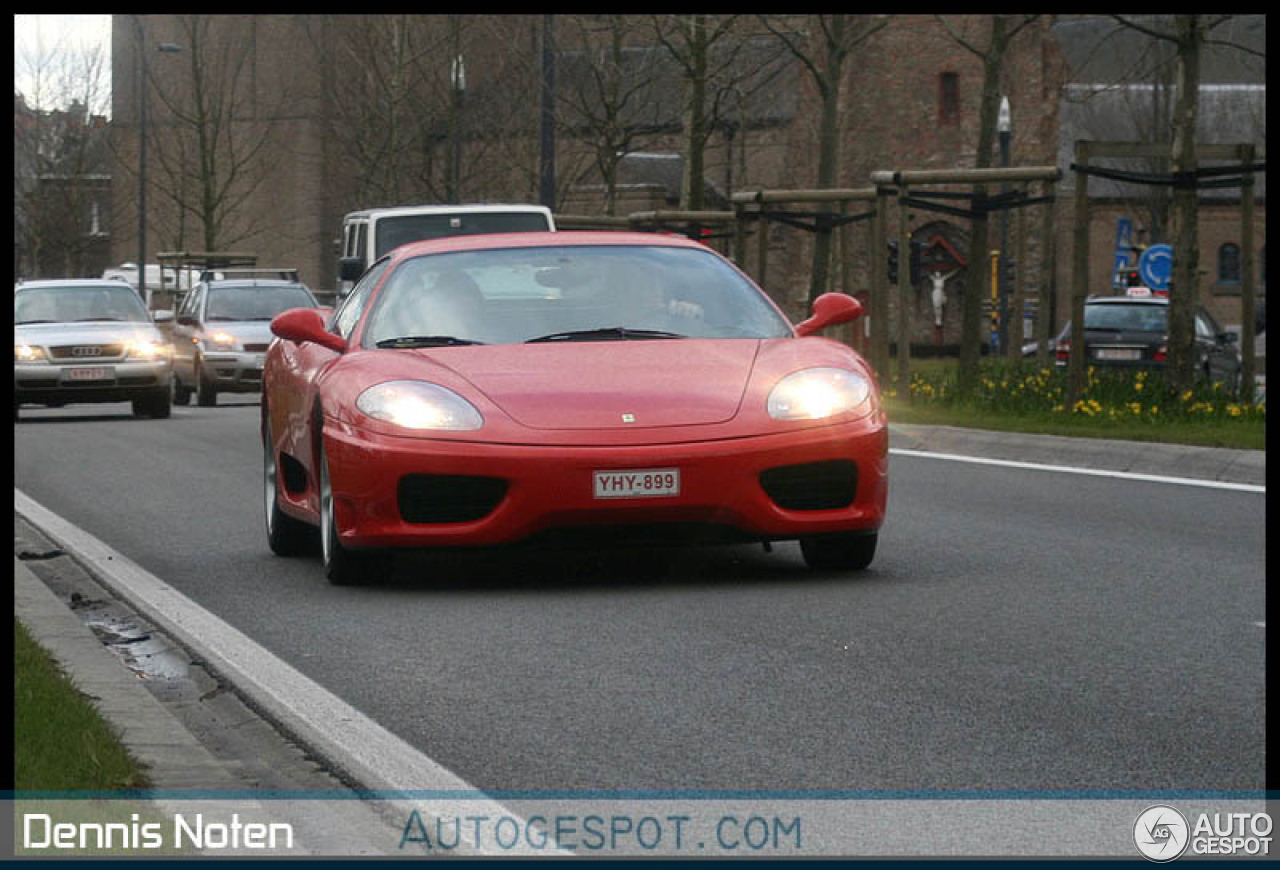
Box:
(1221, 331), (1239, 344)
(794, 292), (864, 337)
(152, 309), (174, 324)
(271, 307), (347, 354)
(338, 257), (366, 282)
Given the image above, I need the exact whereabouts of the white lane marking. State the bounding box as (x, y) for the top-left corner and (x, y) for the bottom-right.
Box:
(889, 448), (1266, 494)
(14, 487), (559, 856)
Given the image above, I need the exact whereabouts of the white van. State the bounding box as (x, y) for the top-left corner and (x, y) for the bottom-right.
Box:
(337, 204), (556, 293)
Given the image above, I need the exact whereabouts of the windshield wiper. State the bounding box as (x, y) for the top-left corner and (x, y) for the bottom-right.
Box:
(74, 317), (126, 322)
(525, 326), (686, 343)
(375, 335), (486, 348)
(15, 319), (56, 325)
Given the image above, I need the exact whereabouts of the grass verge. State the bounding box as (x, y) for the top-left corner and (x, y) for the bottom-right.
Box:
(14, 616), (150, 790)
(881, 359), (1265, 450)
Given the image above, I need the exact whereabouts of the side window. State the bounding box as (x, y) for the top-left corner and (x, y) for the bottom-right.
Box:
(181, 288), (203, 320)
(1195, 311), (1216, 340)
(356, 223), (369, 265)
(332, 257), (390, 339)
(1217, 243), (1241, 284)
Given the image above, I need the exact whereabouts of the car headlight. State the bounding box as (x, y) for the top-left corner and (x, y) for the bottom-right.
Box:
(201, 331), (239, 351)
(356, 380), (484, 431)
(15, 343), (47, 363)
(767, 367), (872, 421)
(126, 337), (171, 360)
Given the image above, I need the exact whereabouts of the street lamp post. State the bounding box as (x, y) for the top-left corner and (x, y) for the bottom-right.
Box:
(449, 54), (465, 204)
(134, 16), (181, 309)
(996, 96), (1012, 354)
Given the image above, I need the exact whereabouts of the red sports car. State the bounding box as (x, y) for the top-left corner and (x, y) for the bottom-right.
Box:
(263, 232), (888, 584)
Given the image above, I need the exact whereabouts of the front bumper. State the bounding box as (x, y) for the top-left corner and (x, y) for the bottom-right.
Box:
(15, 359), (172, 405)
(202, 351), (266, 393)
(316, 416), (889, 550)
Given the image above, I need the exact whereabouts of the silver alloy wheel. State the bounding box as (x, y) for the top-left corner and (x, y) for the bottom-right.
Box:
(319, 441), (335, 568)
(263, 430), (278, 538)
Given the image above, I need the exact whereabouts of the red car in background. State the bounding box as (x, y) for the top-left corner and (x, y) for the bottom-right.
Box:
(262, 232), (888, 584)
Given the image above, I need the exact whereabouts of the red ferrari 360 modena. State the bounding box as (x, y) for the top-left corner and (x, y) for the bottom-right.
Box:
(262, 232), (887, 584)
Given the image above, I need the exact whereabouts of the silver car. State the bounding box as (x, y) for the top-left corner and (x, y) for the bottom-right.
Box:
(171, 279), (318, 406)
(14, 278), (174, 421)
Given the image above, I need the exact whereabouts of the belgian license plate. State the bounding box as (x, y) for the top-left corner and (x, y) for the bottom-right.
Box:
(63, 366), (112, 382)
(593, 468), (680, 499)
(1095, 348), (1140, 361)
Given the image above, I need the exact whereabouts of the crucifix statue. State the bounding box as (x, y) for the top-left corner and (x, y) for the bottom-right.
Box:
(929, 268), (959, 329)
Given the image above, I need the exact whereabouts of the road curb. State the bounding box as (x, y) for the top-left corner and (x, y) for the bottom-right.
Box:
(15, 556), (254, 794)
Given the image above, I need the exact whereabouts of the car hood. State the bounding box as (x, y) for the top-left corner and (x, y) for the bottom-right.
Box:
(14, 320), (165, 346)
(419, 339), (761, 430)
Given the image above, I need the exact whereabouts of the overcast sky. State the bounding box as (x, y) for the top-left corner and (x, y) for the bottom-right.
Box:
(14, 14), (112, 110)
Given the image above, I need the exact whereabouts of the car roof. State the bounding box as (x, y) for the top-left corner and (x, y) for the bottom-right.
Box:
(203, 279), (310, 289)
(1085, 295), (1167, 305)
(347, 204), (553, 221)
(16, 278), (135, 292)
(387, 230), (707, 260)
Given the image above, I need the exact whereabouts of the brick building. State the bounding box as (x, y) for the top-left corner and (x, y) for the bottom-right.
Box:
(110, 14), (1264, 342)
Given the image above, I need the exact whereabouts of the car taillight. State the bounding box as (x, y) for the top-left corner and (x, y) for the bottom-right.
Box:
(1054, 341), (1069, 362)
(1153, 345), (1167, 363)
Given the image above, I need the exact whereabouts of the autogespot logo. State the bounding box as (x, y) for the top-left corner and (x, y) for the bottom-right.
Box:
(1134, 805), (1190, 862)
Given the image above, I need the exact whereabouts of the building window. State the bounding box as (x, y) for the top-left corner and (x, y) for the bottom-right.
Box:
(1218, 243), (1241, 284)
(939, 72), (960, 124)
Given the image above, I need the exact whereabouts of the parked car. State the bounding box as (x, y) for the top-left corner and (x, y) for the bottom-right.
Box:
(172, 276), (319, 406)
(14, 278), (173, 420)
(263, 231), (887, 584)
(1046, 289), (1242, 391)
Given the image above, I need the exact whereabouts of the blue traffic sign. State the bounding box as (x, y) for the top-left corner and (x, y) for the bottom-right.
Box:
(1138, 244), (1173, 291)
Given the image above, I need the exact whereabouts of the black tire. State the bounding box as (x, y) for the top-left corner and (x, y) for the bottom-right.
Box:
(800, 531), (878, 571)
(132, 387), (172, 419)
(196, 359), (217, 407)
(264, 416), (316, 556)
(172, 373), (192, 405)
(317, 436), (387, 585)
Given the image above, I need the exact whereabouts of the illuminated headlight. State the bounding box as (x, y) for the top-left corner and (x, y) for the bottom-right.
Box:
(767, 367), (872, 421)
(356, 380), (484, 431)
(126, 337), (171, 360)
(202, 331), (239, 351)
(14, 343), (47, 363)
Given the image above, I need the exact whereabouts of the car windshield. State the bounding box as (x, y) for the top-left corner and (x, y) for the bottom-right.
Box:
(374, 213), (552, 259)
(14, 285), (151, 325)
(1082, 302), (1166, 333)
(206, 285), (315, 320)
(363, 245), (793, 347)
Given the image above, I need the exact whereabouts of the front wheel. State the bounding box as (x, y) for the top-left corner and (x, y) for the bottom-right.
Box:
(132, 387), (172, 419)
(800, 532), (878, 572)
(196, 358), (217, 407)
(318, 436), (388, 585)
(264, 416), (315, 556)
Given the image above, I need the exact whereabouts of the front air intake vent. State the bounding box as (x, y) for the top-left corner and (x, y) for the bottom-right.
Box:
(398, 474), (508, 524)
(759, 460), (858, 511)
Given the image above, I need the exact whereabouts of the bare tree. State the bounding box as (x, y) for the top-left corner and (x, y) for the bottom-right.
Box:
(1106, 14), (1263, 396)
(554, 15), (668, 215)
(934, 14), (1040, 396)
(146, 15), (290, 252)
(760, 14), (890, 304)
(14, 23), (111, 279)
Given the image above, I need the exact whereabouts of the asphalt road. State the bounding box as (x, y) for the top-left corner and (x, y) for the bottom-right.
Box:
(13, 399), (1266, 793)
